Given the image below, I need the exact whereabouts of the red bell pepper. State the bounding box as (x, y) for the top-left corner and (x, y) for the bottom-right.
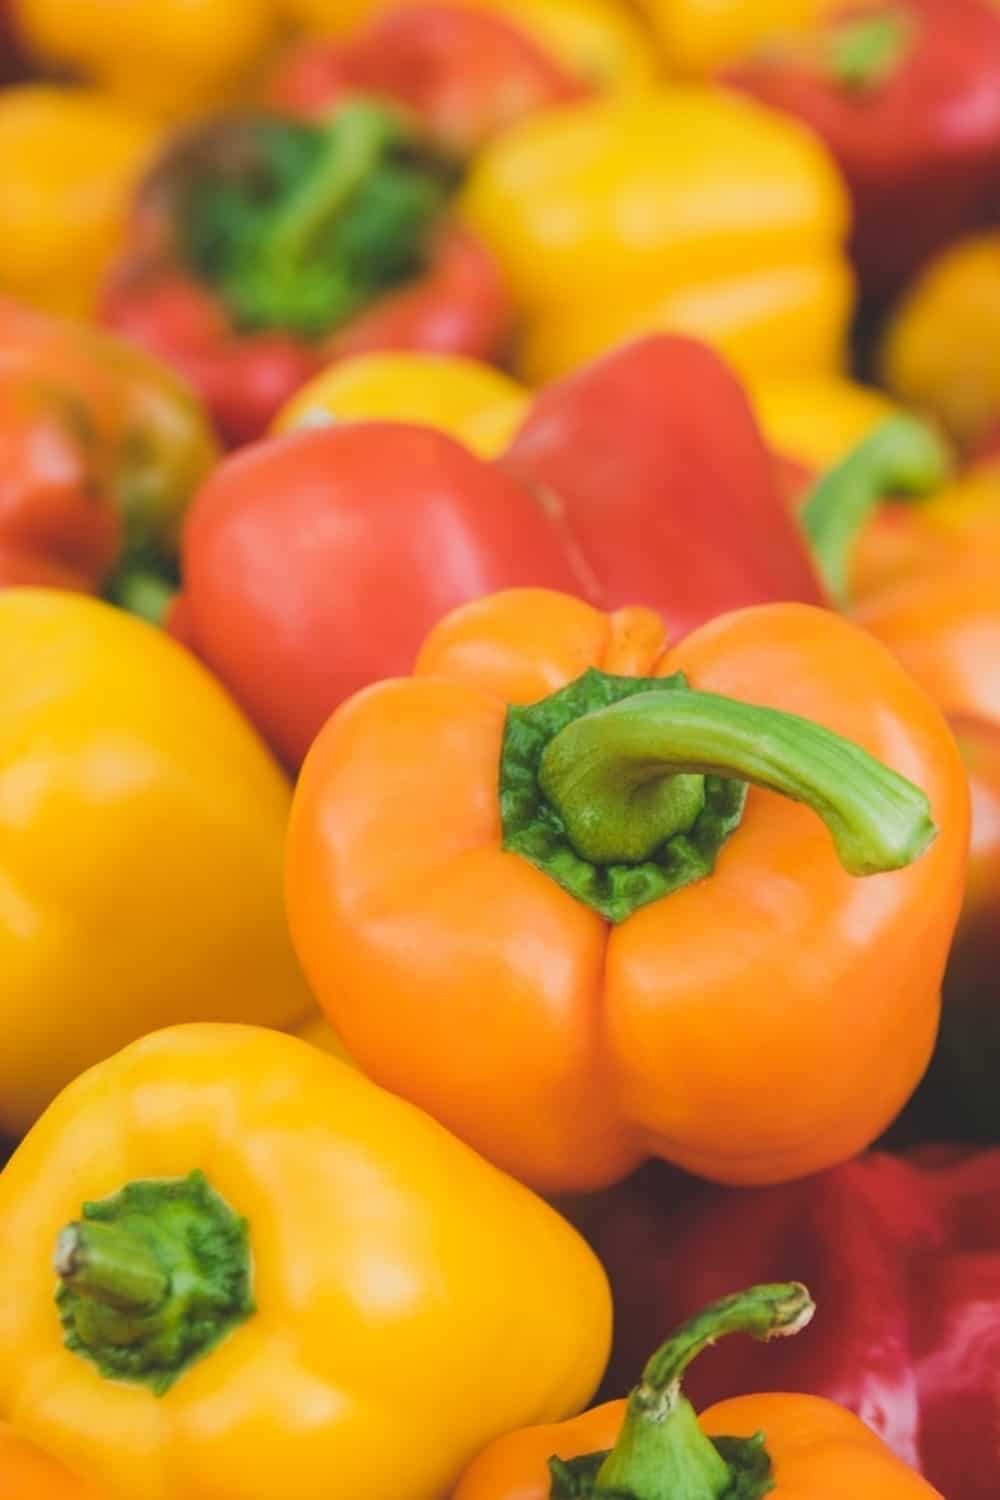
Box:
(175, 422), (598, 768)
(727, 0), (1000, 298)
(574, 1146), (1000, 1500)
(502, 336), (828, 639)
(0, 296), (218, 615)
(267, 3), (587, 156)
(101, 104), (511, 447)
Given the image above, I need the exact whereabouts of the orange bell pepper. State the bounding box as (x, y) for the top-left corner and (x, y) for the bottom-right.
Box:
(453, 1282), (943, 1498)
(0, 1423), (97, 1499)
(286, 588), (967, 1193)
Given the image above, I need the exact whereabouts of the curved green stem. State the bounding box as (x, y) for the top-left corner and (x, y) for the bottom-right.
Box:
(549, 1285), (815, 1500)
(799, 415), (952, 607)
(538, 685), (936, 880)
(827, 8), (915, 92)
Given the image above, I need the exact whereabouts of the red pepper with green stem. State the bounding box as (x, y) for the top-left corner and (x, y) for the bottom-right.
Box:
(102, 103), (511, 446)
(572, 1146), (1000, 1500)
(502, 336), (828, 639)
(727, 0), (1000, 299)
(267, 3), (588, 157)
(0, 296), (218, 616)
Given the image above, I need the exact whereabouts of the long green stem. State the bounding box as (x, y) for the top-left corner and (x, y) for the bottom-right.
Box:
(538, 685), (936, 879)
(799, 415), (952, 607)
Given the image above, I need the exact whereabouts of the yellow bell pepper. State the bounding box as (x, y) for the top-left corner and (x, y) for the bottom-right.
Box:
(748, 374), (899, 470)
(880, 232), (1000, 452)
(459, 88), (854, 386)
(0, 591), (313, 1138)
(0, 86), (161, 320)
(280, 0), (658, 92)
(273, 353), (529, 459)
(12, 0), (276, 118)
(635, 0), (838, 78)
(0, 1023), (611, 1500)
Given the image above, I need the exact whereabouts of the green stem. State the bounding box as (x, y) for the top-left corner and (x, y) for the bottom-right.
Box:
(826, 8), (915, 92)
(55, 1221), (168, 1312)
(538, 685), (936, 880)
(264, 103), (398, 269)
(799, 415), (952, 607)
(550, 1285), (814, 1500)
(106, 566), (177, 626)
(54, 1171), (253, 1396)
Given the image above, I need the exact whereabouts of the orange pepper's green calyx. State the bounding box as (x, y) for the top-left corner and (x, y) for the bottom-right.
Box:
(800, 415), (953, 606)
(55, 1170), (253, 1395)
(548, 1284), (815, 1500)
(502, 667), (937, 923)
(180, 104), (453, 339)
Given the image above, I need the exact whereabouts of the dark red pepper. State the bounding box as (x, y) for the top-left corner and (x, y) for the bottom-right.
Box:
(727, 0), (1000, 298)
(572, 1147), (1000, 1500)
(101, 104), (512, 446)
(267, 2), (587, 157)
(502, 335), (827, 640)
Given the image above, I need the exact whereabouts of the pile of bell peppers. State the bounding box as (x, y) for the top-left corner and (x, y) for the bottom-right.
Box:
(2, 1), (1000, 1495)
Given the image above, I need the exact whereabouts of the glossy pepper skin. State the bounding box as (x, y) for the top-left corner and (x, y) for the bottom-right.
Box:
(286, 586), (967, 1193)
(503, 337), (827, 637)
(0, 1024), (610, 1500)
(880, 232), (1000, 453)
(272, 351), (529, 458)
(454, 1282), (943, 1499)
(0, 86), (160, 320)
(0, 297), (218, 615)
(636, 0), (835, 77)
(12, 0), (275, 119)
(102, 107), (510, 446)
(0, 591), (313, 1138)
(175, 424), (596, 768)
(748, 372), (897, 471)
(728, 0), (1000, 299)
(0, 1424), (97, 1499)
(574, 1148), (995, 1500)
(459, 87), (852, 385)
(268, 4), (588, 157)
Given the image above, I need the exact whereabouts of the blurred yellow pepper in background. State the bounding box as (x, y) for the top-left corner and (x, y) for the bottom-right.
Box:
(634, 0), (836, 77)
(279, 0), (658, 91)
(12, 0), (276, 117)
(749, 373), (898, 470)
(881, 233), (1000, 453)
(273, 353), (529, 458)
(460, 88), (854, 386)
(0, 591), (313, 1137)
(0, 86), (160, 320)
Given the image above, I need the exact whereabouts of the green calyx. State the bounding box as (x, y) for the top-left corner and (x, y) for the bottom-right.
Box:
(55, 1170), (254, 1395)
(548, 1285), (815, 1500)
(826, 8), (915, 92)
(180, 104), (455, 338)
(500, 669), (747, 925)
(501, 666), (937, 924)
(800, 414), (953, 607)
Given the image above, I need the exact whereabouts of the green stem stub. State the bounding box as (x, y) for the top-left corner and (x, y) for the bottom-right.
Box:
(500, 669), (747, 925)
(548, 1284), (814, 1500)
(501, 667), (937, 925)
(178, 104), (455, 338)
(55, 1170), (254, 1396)
(827, 9), (915, 93)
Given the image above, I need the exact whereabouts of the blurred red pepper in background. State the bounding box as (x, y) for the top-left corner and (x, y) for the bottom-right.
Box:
(0, 296), (217, 613)
(268, 3), (588, 156)
(502, 336), (828, 638)
(572, 1146), (1000, 1500)
(102, 104), (511, 445)
(728, 0), (1000, 298)
(174, 423), (597, 767)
